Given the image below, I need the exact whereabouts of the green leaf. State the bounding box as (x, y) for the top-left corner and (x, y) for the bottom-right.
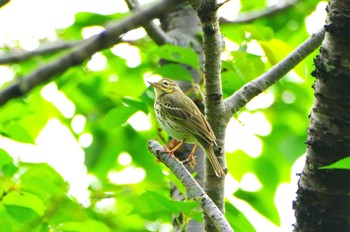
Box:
(167, 172), (187, 196)
(319, 157), (350, 170)
(104, 106), (137, 128)
(240, 0), (266, 11)
(260, 39), (292, 66)
(75, 12), (116, 27)
(2, 122), (35, 144)
(60, 220), (110, 232)
(0, 149), (17, 177)
(154, 45), (199, 69)
(20, 163), (67, 200)
(231, 51), (265, 80)
(225, 201), (256, 232)
(0, 207), (12, 232)
(3, 191), (45, 219)
(0, 101), (32, 123)
(254, 157), (279, 188)
(222, 25), (273, 43)
(221, 70), (246, 98)
(242, 25), (274, 41)
(132, 190), (197, 220)
(5, 205), (39, 224)
(122, 97), (148, 113)
(234, 188), (280, 226)
(153, 64), (193, 81)
(0, 149), (14, 168)
(49, 196), (88, 223)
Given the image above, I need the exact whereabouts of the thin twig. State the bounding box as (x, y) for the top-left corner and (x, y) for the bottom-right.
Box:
(223, 28), (325, 120)
(125, 0), (173, 45)
(220, 0), (297, 24)
(0, 0), (10, 9)
(217, 0), (231, 9)
(0, 40), (79, 64)
(0, 0), (184, 107)
(147, 140), (233, 232)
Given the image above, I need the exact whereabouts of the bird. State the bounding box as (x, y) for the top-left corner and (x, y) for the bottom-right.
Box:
(148, 78), (225, 177)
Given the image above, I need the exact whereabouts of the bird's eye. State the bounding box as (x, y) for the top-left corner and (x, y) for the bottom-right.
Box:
(163, 81), (169, 86)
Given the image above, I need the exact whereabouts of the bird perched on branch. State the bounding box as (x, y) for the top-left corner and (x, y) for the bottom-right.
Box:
(148, 78), (225, 177)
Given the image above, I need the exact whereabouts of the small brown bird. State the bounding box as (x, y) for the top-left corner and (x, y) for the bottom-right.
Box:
(148, 78), (225, 177)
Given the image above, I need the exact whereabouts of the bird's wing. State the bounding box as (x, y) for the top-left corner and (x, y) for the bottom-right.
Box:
(160, 91), (216, 145)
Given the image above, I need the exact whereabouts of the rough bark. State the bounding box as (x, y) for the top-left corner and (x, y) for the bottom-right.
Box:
(294, 0), (350, 231)
(192, 1), (226, 231)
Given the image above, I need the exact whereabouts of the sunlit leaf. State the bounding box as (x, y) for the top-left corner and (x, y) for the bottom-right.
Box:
(60, 220), (110, 232)
(240, 0), (266, 11)
(104, 106), (137, 128)
(0, 149), (17, 177)
(122, 96), (148, 113)
(132, 190), (197, 221)
(1, 122), (35, 144)
(0, 101), (32, 123)
(153, 63), (193, 81)
(231, 51), (265, 80)
(242, 25), (274, 41)
(0, 208), (12, 232)
(234, 188), (280, 226)
(225, 201), (256, 232)
(260, 39), (292, 66)
(3, 191), (45, 219)
(154, 45), (199, 69)
(20, 163), (68, 200)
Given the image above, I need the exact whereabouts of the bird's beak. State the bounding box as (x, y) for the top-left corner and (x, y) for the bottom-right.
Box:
(147, 81), (158, 88)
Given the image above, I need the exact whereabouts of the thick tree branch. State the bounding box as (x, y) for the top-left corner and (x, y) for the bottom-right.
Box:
(190, 0), (227, 231)
(0, 40), (79, 64)
(220, 0), (297, 24)
(0, 0), (184, 107)
(294, 1), (350, 230)
(224, 28), (325, 120)
(125, 0), (174, 45)
(191, 0), (227, 169)
(147, 140), (233, 232)
(0, 0), (10, 9)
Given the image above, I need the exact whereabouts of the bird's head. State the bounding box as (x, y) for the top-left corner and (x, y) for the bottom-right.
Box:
(148, 78), (181, 97)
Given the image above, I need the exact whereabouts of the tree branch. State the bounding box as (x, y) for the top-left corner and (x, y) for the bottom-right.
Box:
(223, 28), (325, 120)
(0, 0), (184, 107)
(220, 0), (297, 24)
(191, 0), (227, 170)
(0, 0), (10, 9)
(125, 0), (174, 45)
(190, 0), (227, 230)
(147, 140), (233, 232)
(0, 40), (79, 64)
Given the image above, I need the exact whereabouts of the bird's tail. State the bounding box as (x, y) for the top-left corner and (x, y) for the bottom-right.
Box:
(202, 143), (225, 178)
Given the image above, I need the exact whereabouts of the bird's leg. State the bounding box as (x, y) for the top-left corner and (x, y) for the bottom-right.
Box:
(163, 139), (185, 156)
(183, 144), (197, 168)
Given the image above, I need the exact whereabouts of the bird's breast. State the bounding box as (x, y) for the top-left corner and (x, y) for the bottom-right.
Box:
(154, 100), (195, 143)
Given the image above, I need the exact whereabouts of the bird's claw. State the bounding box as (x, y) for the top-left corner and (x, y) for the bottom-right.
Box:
(182, 155), (197, 169)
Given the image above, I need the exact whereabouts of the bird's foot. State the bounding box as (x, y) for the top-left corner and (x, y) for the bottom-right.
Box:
(182, 154), (197, 169)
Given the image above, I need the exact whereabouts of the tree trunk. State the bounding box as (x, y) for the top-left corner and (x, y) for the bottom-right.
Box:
(160, 3), (209, 232)
(294, 0), (350, 231)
